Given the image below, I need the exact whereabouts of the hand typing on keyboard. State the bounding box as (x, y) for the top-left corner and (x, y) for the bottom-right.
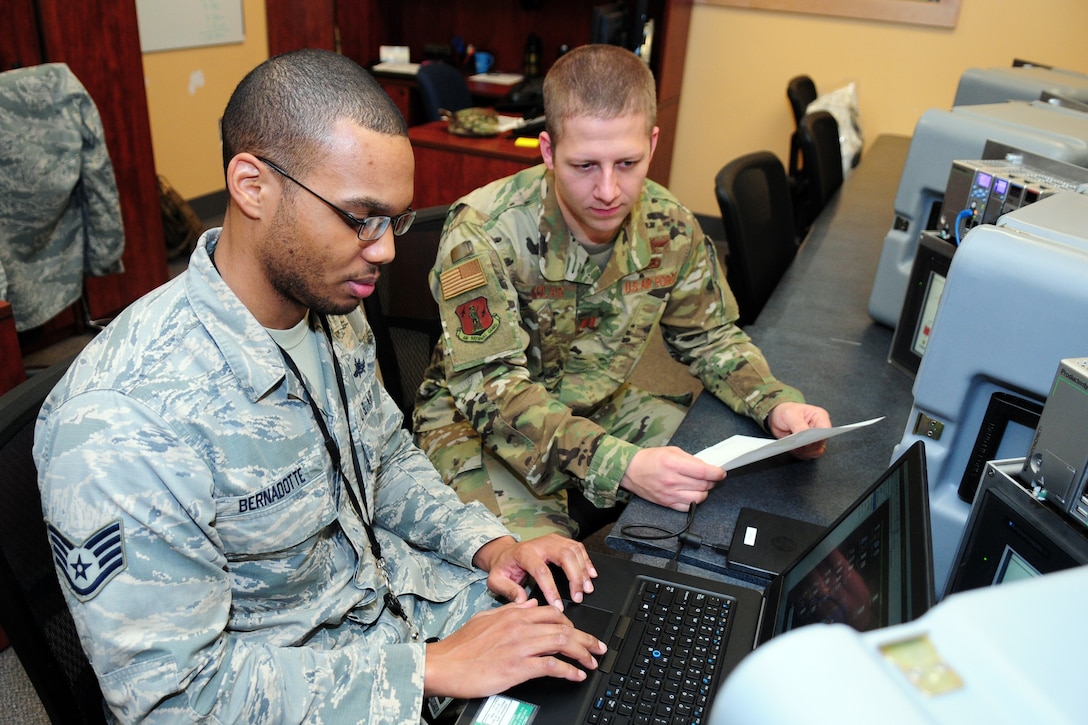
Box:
(419, 534), (608, 699)
(424, 598), (607, 698)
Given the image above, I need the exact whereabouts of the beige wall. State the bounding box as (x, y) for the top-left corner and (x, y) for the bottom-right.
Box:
(141, 0), (268, 199)
(672, 0), (1088, 214)
(140, 0), (1088, 208)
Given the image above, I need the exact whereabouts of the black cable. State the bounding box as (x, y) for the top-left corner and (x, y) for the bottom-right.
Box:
(619, 502), (729, 571)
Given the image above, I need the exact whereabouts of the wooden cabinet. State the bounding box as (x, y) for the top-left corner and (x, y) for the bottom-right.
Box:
(408, 121), (543, 208)
(376, 75), (423, 125)
(265, 0), (691, 186)
(0, 0), (168, 348)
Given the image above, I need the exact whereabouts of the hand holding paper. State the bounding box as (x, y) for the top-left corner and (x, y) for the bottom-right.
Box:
(695, 417), (884, 472)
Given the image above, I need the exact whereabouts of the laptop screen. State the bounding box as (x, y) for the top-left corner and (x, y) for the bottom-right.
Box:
(767, 441), (934, 637)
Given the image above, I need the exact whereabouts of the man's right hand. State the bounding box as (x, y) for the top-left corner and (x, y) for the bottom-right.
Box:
(619, 446), (726, 511)
(423, 599), (607, 698)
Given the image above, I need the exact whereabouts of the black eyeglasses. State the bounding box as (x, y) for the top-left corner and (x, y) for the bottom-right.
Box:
(256, 156), (415, 241)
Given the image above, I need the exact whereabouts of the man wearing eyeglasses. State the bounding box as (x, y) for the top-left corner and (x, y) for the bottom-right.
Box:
(415, 45), (831, 541)
(35, 49), (605, 723)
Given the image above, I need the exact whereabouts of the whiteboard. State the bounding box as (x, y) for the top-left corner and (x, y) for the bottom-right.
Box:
(136, 0), (245, 53)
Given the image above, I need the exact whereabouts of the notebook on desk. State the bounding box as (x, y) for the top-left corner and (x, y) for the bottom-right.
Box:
(455, 441), (934, 725)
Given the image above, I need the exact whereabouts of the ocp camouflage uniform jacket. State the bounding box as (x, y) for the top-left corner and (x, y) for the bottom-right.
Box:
(415, 164), (805, 508)
(35, 230), (509, 724)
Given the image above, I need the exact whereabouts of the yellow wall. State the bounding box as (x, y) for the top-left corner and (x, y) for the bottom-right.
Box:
(672, 0), (1088, 213)
(140, 0), (1088, 208)
(141, 0), (268, 199)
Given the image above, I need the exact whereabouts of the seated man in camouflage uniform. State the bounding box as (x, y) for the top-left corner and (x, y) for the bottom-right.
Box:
(414, 45), (832, 540)
(35, 49), (605, 723)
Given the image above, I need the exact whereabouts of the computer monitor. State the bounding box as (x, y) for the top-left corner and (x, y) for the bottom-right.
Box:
(945, 458), (1088, 596)
(591, 2), (629, 48)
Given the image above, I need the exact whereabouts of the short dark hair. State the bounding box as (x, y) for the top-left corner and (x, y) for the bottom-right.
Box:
(220, 48), (407, 177)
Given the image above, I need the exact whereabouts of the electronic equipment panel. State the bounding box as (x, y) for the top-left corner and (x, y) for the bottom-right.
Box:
(945, 458), (1088, 596)
(1021, 357), (1088, 527)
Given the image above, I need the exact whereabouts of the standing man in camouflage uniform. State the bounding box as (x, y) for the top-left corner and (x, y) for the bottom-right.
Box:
(34, 49), (605, 724)
(414, 45), (831, 540)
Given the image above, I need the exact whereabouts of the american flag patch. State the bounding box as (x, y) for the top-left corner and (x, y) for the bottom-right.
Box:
(440, 258), (487, 300)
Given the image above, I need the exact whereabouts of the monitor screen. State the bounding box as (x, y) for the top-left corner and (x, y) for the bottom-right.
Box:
(993, 544), (1041, 584)
(889, 233), (955, 376)
(909, 269), (946, 357)
(773, 443), (933, 635)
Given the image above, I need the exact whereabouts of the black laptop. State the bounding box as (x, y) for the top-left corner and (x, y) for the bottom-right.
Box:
(455, 441), (934, 725)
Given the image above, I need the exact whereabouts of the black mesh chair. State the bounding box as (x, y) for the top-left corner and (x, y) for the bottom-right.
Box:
(714, 151), (798, 328)
(416, 62), (473, 123)
(0, 356), (108, 724)
(362, 205), (447, 429)
(796, 109), (844, 229)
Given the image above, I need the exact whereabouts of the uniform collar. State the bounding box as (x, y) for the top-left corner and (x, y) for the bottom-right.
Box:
(186, 229), (292, 402)
(536, 170), (656, 288)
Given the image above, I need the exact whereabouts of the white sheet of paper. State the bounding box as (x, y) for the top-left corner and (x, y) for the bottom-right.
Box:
(695, 417), (884, 472)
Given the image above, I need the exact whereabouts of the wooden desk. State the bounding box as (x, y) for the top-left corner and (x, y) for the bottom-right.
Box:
(408, 120), (542, 209)
(606, 135), (916, 577)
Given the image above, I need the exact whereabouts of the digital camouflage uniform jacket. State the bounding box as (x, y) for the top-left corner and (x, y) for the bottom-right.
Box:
(0, 62), (125, 331)
(414, 164), (805, 509)
(34, 230), (509, 724)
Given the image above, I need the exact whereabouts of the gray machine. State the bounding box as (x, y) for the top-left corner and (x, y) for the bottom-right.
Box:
(953, 65), (1088, 107)
(868, 100), (1088, 327)
(892, 191), (1088, 594)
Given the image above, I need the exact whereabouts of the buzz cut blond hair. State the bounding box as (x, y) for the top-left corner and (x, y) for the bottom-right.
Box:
(543, 44), (656, 144)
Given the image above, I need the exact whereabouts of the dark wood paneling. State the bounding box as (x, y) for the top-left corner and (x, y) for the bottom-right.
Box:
(0, 0), (44, 70)
(265, 0), (337, 56)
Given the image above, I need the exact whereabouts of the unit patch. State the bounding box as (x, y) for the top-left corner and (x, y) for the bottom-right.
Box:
(455, 296), (500, 342)
(47, 520), (126, 601)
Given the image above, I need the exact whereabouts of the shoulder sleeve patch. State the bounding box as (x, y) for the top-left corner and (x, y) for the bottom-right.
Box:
(437, 253), (521, 373)
(47, 520), (127, 602)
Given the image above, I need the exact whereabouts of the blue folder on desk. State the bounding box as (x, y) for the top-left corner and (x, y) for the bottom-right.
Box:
(456, 441), (935, 724)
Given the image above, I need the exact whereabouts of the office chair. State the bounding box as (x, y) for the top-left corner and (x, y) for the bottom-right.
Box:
(796, 110), (844, 230)
(786, 75), (818, 126)
(362, 205), (448, 428)
(786, 75), (818, 181)
(415, 62), (474, 123)
(0, 356), (108, 724)
(714, 151), (798, 328)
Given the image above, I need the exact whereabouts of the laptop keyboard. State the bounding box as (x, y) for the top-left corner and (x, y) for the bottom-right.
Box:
(585, 578), (733, 725)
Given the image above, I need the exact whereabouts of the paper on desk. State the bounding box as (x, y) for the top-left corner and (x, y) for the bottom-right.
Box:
(496, 114), (528, 133)
(468, 72), (525, 85)
(695, 417), (884, 472)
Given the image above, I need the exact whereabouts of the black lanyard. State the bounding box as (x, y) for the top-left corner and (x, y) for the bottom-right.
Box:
(276, 314), (416, 636)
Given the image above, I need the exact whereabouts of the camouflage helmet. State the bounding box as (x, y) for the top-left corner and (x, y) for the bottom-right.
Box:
(442, 107), (500, 137)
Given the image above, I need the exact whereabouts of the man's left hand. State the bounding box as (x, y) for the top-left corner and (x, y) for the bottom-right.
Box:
(473, 535), (598, 611)
(767, 402), (832, 460)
